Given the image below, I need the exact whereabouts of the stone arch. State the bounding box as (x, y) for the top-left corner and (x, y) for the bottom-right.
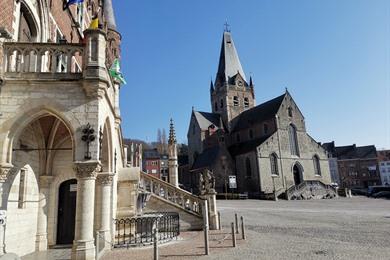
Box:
(292, 161), (304, 185)
(101, 117), (113, 172)
(0, 100), (80, 164)
(47, 170), (77, 246)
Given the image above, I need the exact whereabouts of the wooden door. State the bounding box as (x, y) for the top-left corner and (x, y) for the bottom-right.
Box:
(57, 179), (77, 245)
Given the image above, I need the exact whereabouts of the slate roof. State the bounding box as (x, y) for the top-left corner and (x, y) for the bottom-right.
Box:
(191, 146), (221, 171)
(215, 31), (246, 85)
(232, 93), (286, 132)
(324, 143), (378, 160)
(193, 111), (223, 130)
(228, 135), (271, 156)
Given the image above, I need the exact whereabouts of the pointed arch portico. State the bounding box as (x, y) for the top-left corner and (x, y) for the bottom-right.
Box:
(292, 162), (304, 185)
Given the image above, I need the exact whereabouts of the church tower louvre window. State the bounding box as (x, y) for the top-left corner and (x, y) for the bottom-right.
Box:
(233, 96), (239, 106)
(244, 97), (249, 108)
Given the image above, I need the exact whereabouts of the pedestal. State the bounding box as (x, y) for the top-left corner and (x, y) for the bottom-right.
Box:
(200, 191), (219, 230)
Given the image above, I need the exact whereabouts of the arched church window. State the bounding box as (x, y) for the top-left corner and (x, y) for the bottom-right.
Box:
(220, 99), (224, 108)
(270, 153), (279, 176)
(313, 155), (321, 176)
(246, 157), (252, 177)
(233, 96), (239, 106)
(244, 97), (249, 108)
(289, 124), (299, 156)
(288, 107), (293, 117)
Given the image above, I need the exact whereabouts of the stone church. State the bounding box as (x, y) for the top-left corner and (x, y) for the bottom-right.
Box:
(188, 29), (335, 199)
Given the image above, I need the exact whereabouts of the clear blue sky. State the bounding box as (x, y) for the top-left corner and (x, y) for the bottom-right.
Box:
(115, 0), (390, 149)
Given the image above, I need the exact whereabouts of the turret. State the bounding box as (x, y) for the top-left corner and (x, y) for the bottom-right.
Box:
(168, 119), (178, 187)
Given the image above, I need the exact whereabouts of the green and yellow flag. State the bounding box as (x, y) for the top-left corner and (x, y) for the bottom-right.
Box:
(89, 17), (99, 29)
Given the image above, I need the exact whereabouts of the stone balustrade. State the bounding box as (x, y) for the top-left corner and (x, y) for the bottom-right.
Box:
(2, 42), (84, 75)
(286, 180), (337, 200)
(139, 172), (203, 217)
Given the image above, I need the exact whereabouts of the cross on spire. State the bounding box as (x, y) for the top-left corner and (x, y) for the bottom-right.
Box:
(224, 21), (231, 32)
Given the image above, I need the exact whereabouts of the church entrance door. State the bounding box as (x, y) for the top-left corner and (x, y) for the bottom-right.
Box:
(57, 179), (77, 245)
(293, 164), (302, 185)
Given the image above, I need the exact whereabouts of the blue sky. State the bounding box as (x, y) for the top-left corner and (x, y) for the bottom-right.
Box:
(115, 0), (390, 149)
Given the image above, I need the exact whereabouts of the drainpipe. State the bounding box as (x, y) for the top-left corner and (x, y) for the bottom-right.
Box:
(275, 115), (286, 190)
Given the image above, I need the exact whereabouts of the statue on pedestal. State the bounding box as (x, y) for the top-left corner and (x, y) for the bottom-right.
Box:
(199, 168), (215, 195)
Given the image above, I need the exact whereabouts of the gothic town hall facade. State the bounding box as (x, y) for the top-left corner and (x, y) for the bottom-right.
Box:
(187, 29), (335, 199)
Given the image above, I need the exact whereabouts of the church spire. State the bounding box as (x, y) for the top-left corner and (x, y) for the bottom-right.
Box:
(215, 26), (246, 87)
(103, 0), (117, 31)
(210, 78), (214, 93)
(168, 119), (177, 145)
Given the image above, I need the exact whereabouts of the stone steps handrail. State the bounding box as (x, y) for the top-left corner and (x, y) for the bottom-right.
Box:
(3, 42), (84, 74)
(139, 171), (203, 217)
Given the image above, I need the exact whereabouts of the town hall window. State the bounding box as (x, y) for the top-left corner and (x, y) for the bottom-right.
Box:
(313, 155), (321, 176)
(233, 96), (239, 106)
(244, 97), (249, 108)
(288, 124), (299, 156)
(270, 153), (279, 176)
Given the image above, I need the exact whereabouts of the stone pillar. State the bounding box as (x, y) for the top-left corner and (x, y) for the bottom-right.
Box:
(0, 164), (15, 256)
(35, 175), (53, 251)
(200, 191), (219, 230)
(72, 161), (101, 260)
(96, 173), (113, 250)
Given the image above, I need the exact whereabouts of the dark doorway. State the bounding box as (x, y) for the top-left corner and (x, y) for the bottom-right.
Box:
(293, 164), (302, 185)
(57, 179), (77, 245)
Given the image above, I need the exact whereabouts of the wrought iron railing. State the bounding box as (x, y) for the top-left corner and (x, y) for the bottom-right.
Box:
(139, 171), (203, 217)
(113, 212), (180, 247)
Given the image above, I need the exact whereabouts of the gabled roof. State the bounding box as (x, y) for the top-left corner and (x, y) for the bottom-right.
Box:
(191, 146), (221, 171)
(232, 93), (286, 132)
(215, 31), (246, 86)
(193, 111), (223, 130)
(228, 135), (271, 156)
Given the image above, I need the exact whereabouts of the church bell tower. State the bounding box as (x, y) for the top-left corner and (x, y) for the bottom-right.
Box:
(210, 25), (255, 131)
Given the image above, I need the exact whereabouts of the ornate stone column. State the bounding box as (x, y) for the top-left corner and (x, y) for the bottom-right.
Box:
(96, 172), (113, 250)
(35, 175), (53, 251)
(0, 164), (16, 256)
(72, 161), (101, 260)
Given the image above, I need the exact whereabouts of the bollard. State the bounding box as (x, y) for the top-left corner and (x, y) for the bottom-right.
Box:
(235, 213), (239, 234)
(345, 188), (349, 198)
(154, 228), (159, 260)
(231, 222), (236, 247)
(203, 200), (210, 255)
(349, 189), (352, 198)
(218, 211), (222, 230)
(95, 231), (99, 260)
(240, 216), (246, 240)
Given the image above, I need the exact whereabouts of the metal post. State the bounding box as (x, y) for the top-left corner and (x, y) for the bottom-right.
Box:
(203, 200), (209, 255)
(154, 228), (159, 260)
(235, 213), (239, 234)
(231, 222), (236, 247)
(218, 211), (222, 230)
(241, 216), (246, 240)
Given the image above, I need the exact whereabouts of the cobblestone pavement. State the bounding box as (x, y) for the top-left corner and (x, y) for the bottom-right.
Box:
(104, 197), (390, 260)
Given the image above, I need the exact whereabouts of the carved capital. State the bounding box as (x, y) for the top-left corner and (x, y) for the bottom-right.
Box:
(0, 164), (16, 183)
(96, 172), (114, 185)
(39, 175), (54, 188)
(73, 161), (101, 179)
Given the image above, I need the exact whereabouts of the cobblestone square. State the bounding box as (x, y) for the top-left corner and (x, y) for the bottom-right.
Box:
(103, 197), (390, 260)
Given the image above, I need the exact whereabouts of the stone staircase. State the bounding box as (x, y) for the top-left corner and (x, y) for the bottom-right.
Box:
(286, 180), (337, 200)
(139, 172), (204, 230)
